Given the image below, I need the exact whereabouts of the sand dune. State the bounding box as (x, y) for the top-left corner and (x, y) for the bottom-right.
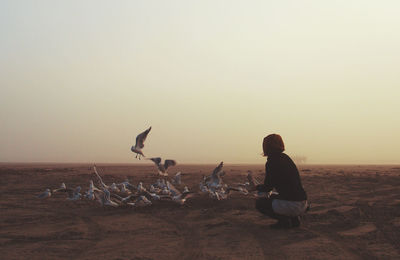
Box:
(0, 164), (399, 259)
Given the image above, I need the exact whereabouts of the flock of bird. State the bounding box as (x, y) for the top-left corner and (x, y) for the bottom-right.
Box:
(37, 127), (265, 207)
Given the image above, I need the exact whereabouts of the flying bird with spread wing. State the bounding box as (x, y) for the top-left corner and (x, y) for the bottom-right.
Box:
(148, 157), (177, 176)
(131, 126), (152, 160)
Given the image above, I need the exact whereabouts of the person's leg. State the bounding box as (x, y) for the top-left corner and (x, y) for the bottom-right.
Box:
(290, 216), (300, 228)
(271, 199), (308, 228)
(256, 197), (292, 228)
(269, 214), (292, 229)
(255, 197), (276, 218)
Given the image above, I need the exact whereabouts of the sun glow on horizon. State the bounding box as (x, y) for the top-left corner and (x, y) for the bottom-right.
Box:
(1, 1), (399, 164)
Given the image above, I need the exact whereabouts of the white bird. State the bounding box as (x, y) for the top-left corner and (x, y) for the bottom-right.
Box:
(200, 162), (240, 200)
(134, 195), (152, 206)
(84, 190), (95, 200)
(137, 182), (146, 193)
(171, 172), (182, 185)
(140, 190), (161, 201)
(161, 186), (171, 196)
(164, 181), (195, 205)
(118, 179), (136, 191)
(118, 183), (132, 195)
(146, 192), (161, 200)
(205, 162), (224, 189)
(155, 178), (167, 189)
(37, 188), (51, 199)
(109, 193), (137, 204)
(93, 165), (109, 190)
(246, 171), (261, 191)
(199, 182), (209, 193)
(216, 191), (228, 200)
(67, 186), (82, 201)
(52, 183), (66, 193)
(183, 186), (190, 193)
(166, 181), (181, 197)
(84, 180), (99, 200)
(95, 189), (119, 207)
(149, 185), (160, 194)
(109, 183), (120, 193)
(149, 157), (177, 176)
(131, 126), (152, 160)
(89, 180), (101, 192)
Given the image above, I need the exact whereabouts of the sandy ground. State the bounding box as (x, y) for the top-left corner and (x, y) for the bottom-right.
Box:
(1, 163), (400, 260)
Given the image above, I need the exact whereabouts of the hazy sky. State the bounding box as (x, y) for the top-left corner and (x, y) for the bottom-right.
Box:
(1, 0), (399, 164)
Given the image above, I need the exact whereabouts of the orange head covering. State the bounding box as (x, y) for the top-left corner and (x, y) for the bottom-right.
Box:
(263, 134), (285, 156)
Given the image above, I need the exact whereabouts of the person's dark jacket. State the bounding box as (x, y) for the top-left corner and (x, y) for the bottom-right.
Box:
(256, 152), (307, 201)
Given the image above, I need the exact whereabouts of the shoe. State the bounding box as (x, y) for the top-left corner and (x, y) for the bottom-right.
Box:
(305, 203), (311, 212)
(291, 216), (300, 228)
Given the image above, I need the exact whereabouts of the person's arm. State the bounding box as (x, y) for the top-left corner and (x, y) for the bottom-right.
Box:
(256, 162), (274, 192)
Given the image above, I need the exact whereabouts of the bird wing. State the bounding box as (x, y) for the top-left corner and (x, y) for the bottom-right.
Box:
(149, 157), (161, 166)
(247, 171), (260, 190)
(121, 194), (139, 203)
(164, 160), (177, 170)
(225, 186), (245, 194)
(212, 162), (224, 177)
(172, 171), (181, 184)
(90, 180), (102, 192)
(135, 126), (151, 149)
(166, 181), (181, 197)
(103, 189), (112, 200)
(93, 165), (108, 189)
(110, 193), (123, 202)
(209, 162), (224, 185)
(93, 190), (105, 204)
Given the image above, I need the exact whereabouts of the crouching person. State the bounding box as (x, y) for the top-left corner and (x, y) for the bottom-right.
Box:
(255, 134), (308, 229)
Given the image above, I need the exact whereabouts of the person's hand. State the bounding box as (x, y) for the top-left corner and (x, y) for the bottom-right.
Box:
(255, 184), (266, 192)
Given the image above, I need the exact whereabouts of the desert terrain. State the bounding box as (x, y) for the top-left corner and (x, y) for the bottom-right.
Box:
(0, 163), (399, 260)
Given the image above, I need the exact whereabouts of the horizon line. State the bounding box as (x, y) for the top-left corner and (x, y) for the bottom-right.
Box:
(0, 161), (399, 166)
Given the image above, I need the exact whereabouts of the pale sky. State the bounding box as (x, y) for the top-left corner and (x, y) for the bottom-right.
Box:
(1, 0), (399, 164)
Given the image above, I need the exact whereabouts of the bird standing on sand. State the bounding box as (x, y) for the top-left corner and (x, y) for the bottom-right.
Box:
(84, 181), (98, 200)
(149, 157), (177, 176)
(67, 186), (82, 201)
(95, 189), (119, 207)
(165, 181), (195, 205)
(52, 183), (66, 193)
(134, 195), (152, 206)
(131, 126), (152, 160)
(171, 172), (182, 185)
(37, 188), (51, 199)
